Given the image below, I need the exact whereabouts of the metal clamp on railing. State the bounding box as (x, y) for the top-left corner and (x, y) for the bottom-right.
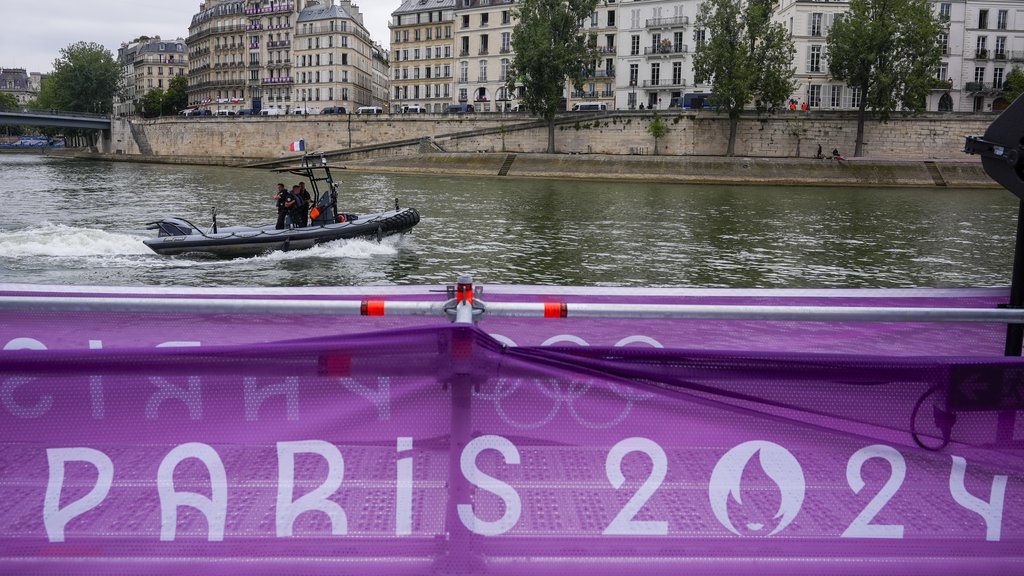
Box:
(443, 275), (486, 324)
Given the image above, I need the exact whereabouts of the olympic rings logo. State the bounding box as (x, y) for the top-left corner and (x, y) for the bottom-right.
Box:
(477, 377), (654, 430)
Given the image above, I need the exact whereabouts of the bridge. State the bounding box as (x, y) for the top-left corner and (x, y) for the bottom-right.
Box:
(0, 109), (111, 130)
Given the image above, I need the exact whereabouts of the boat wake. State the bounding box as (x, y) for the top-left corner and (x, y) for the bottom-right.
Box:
(257, 233), (405, 261)
(0, 224), (151, 258)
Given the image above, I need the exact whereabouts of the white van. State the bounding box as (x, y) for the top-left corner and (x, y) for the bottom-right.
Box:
(259, 108), (285, 116)
(355, 106), (383, 115)
(214, 110), (236, 116)
(402, 105), (426, 114)
(572, 102), (607, 112)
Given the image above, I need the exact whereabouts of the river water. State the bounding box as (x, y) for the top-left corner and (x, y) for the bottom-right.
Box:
(0, 154), (1017, 289)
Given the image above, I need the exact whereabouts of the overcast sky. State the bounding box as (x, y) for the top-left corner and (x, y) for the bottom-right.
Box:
(2, 0), (397, 74)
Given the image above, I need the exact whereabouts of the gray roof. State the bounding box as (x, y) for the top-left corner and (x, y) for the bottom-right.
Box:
(393, 0), (455, 16)
(297, 1), (354, 22)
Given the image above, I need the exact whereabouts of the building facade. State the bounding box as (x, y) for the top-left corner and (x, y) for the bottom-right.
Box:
(454, 0), (518, 112)
(390, 0), (456, 113)
(0, 68), (45, 106)
(615, 0), (700, 110)
(293, 0), (389, 114)
(187, 0), (254, 112)
(954, 0), (1024, 112)
(116, 37), (189, 116)
(567, 2), (619, 110)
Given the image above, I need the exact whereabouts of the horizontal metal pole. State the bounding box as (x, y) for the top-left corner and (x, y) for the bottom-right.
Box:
(1, 295), (1022, 324)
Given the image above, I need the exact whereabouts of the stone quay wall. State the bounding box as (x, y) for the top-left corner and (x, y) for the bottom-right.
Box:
(106, 111), (994, 164)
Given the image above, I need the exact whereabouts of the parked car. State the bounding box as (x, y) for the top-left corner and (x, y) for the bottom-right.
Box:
(292, 107), (315, 115)
(259, 108), (285, 116)
(320, 106), (348, 115)
(197, 109), (212, 116)
(178, 108), (198, 116)
(214, 110), (236, 116)
(236, 109), (255, 116)
(571, 102), (607, 112)
(355, 106), (383, 115)
(402, 105), (427, 114)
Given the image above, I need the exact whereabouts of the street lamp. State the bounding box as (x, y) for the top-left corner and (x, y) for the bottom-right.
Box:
(630, 80), (636, 110)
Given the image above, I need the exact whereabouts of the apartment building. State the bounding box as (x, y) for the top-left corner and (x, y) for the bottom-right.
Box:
(616, 0), (700, 110)
(390, 0), (456, 113)
(116, 37), (189, 116)
(187, 0), (260, 112)
(454, 0), (518, 112)
(956, 0), (1024, 112)
(293, 0), (388, 113)
(773, 0), (858, 111)
(568, 1), (619, 110)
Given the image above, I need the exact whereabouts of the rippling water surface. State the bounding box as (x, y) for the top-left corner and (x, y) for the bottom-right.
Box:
(0, 154), (1016, 288)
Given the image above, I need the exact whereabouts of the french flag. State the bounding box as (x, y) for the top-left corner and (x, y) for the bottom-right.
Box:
(289, 139), (305, 152)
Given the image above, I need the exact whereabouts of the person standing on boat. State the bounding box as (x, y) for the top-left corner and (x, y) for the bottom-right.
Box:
(289, 185), (306, 228)
(296, 182), (312, 227)
(275, 183), (296, 229)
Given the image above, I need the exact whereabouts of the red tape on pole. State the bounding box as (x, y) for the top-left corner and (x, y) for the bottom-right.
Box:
(361, 300), (386, 316)
(544, 302), (568, 318)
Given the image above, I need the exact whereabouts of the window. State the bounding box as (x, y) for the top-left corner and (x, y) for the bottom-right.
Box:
(808, 45), (822, 73)
(996, 37), (1006, 58)
(694, 29), (706, 50)
(807, 84), (821, 108)
(630, 35), (640, 56)
(938, 62), (948, 81)
(481, 13), (489, 27)
(501, 32), (511, 53)
(650, 62), (660, 86)
(938, 33), (948, 55)
(830, 85), (841, 108)
(502, 10), (511, 25)
(976, 36), (988, 58)
(459, 61), (468, 83)
(979, 9), (988, 30)
(629, 63), (638, 86)
(810, 13), (823, 37)
(997, 10), (1007, 30)
(938, 3), (951, 19)
(607, 10), (615, 27)
(478, 60), (487, 82)
(500, 58), (509, 82)
(672, 61), (682, 85)
(995, 67), (1005, 89)
(974, 66), (985, 84)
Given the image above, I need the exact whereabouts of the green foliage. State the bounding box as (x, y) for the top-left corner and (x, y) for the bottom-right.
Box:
(693, 0), (795, 155)
(44, 41), (122, 114)
(139, 88), (166, 118)
(1005, 67), (1024, 103)
(508, 0), (600, 152)
(827, 0), (943, 155)
(648, 112), (669, 155)
(164, 75), (189, 114)
(0, 92), (17, 110)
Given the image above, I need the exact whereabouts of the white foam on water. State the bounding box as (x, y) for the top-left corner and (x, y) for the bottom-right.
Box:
(258, 234), (405, 262)
(0, 224), (152, 258)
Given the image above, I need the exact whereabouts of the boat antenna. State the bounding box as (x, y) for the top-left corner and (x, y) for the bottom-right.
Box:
(965, 93), (1024, 355)
(211, 206), (218, 234)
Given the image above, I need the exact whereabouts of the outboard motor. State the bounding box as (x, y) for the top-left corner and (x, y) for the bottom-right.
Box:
(146, 218), (197, 237)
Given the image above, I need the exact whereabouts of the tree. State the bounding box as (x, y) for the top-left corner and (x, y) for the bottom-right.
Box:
(139, 88), (165, 118)
(44, 41), (122, 114)
(0, 92), (17, 110)
(827, 0), (943, 157)
(693, 0), (795, 156)
(164, 75), (189, 115)
(1005, 67), (1024, 104)
(508, 0), (600, 153)
(648, 112), (669, 154)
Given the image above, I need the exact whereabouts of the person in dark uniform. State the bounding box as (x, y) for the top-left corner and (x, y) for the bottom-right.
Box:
(289, 185), (306, 228)
(275, 183), (295, 229)
(296, 182), (312, 227)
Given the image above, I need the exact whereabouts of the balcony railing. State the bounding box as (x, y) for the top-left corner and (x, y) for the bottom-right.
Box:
(262, 76), (294, 84)
(247, 24), (264, 31)
(646, 16), (689, 28)
(643, 79), (687, 88)
(249, 43), (260, 50)
(478, 49), (489, 55)
(975, 48), (989, 59)
(268, 40), (291, 48)
(644, 45), (689, 56)
(245, 4), (294, 15)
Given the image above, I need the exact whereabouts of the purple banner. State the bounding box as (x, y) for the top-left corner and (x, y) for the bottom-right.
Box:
(1, 286), (1023, 574)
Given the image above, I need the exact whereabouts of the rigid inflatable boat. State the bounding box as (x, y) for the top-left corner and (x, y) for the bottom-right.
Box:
(144, 157), (420, 258)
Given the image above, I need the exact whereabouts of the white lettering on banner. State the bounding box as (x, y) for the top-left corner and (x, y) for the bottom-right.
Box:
(244, 377), (300, 421)
(3, 338), (47, 351)
(2, 339), (52, 419)
(89, 340), (104, 419)
(950, 455), (1007, 541)
(276, 440), (348, 537)
(146, 376), (203, 420)
(44, 448), (114, 543)
(458, 435), (522, 536)
(614, 336), (665, 348)
(604, 438), (669, 535)
(842, 445), (906, 539)
(481, 378), (654, 431)
(396, 437), (414, 536)
(338, 377), (391, 421)
(541, 335), (590, 347)
(157, 443), (227, 541)
(155, 341), (202, 348)
(709, 441), (806, 537)
(2, 377), (52, 418)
